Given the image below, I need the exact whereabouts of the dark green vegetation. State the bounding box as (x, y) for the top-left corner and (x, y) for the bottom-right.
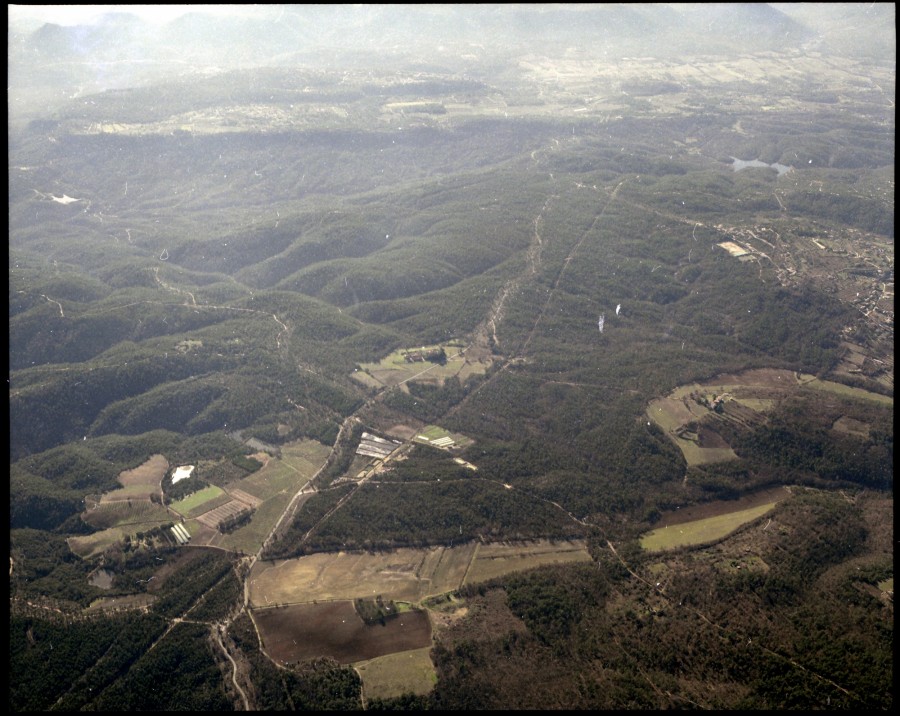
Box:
(10, 548), (240, 711)
(354, 596), (400, 626)
(422, 490), (891, 710)
(9, 4), (893, 711)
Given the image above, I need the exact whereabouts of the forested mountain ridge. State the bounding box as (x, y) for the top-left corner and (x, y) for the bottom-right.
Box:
(10, 3), (893, 710)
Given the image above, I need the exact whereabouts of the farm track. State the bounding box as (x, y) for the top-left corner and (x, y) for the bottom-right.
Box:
(152, 267), (291, 350)
(445, 175), (627, 422)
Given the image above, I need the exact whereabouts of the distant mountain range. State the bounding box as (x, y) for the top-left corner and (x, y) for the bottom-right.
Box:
(9, 4), (894, 102)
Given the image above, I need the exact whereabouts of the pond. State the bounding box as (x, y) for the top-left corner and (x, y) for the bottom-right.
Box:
(730, 157), (793, 176)
(89, 568), (115, 589)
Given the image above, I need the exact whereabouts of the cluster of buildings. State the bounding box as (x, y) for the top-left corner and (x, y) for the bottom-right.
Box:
(356, 432), (402, 459)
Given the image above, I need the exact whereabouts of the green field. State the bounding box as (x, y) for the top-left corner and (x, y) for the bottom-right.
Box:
(640, 503), (779, 552)
(353, 341), (483, 389)
(218, 491), (293, 554)
(798, 374), (893, 405)
(356, 647), (436, 702)
(238, 439), (330, 500)
(463, 540), (593, 585)
(83, 500), (171, 530)
(172, 485), (225, 515)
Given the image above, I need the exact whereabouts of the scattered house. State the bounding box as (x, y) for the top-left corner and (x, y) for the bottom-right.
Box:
(403, 347), (446, 363)
(710, 393), (731, 412)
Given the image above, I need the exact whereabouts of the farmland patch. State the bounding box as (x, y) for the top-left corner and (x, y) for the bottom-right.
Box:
(68, 526), (132, 559)
(831, 416), (871, 438)
(463, 539), (593, 585)
(84, 593), (155, 614)
(117, 454), (169, 488)
(648, 368), (829, 466)
(640, 487), (791, 552)
(352, 340), (491, 389)
(356, 647), (436, 702)
(171, 485), (225, 516)
(249, 539), (590, 608)
(252, 601), (431, 665)
(217, 491), (292, 554)
(81, 500), (171, 530)
(651, 368), (893, 472)
(798, 374), (893, 405)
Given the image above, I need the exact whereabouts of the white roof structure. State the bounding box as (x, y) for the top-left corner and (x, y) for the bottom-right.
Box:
(171, 523), (191, 544)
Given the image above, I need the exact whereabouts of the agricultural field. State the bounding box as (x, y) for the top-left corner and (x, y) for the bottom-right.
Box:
(168, 438), (331, 550)
(99, 454), (168, 502)
(117, 454), (169, 490)
(84, 593), (156, 614)
(171, 485), (225, 516)
(8, 4), (894, 711)
(797, 373), (894, 405)
(355, 647), (436, 702)
(252, 600), (432, 665)
(647, 368), (890, 466)
(640, 486), (791, 552)
(352, 341), (490, 389)
(215, 491), (293, 554)
(249, 539), (591, 606)
(250, 544), (475, 605)
(81, 500), (171, 531)
(462, 540), (594, 586)
(70, 521), (170, 558)
(69, 455), (178, 557)
(249, 539), (590, 696)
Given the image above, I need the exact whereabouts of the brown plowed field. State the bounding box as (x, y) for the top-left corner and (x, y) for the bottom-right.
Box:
(195, 499), (249, 529)
(253, 601), (431, 665)
(228, 488), (262, 508)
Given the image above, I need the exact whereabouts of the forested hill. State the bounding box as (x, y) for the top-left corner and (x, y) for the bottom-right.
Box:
(9, 3), (893, 711)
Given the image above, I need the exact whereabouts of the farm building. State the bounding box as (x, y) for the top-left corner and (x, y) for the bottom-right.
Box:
(403, 347), (445, 363)
(170, 523), (191, 545)
(357, 432), (401, 458)
(416, 433), (456, 449)
(717, 241), (753, 261)
(431, 436), (456, 448)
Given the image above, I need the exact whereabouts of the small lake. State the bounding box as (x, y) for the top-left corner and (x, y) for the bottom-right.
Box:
(89, 568), (115, 589)
(730, 157), (793, 176)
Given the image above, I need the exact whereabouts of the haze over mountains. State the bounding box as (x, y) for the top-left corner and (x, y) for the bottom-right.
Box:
(9, 3), (895, 125)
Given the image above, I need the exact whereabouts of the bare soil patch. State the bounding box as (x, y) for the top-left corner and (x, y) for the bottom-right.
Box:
(254, 601), (431, 665)
(117, 454), (169, 487)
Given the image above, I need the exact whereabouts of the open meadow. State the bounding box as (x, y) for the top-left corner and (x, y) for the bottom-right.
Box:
(355, 647), (436, 702)
(352, 341), (489, 389)
(249, 539), (591, 606)
(640, 486), (792, 552)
